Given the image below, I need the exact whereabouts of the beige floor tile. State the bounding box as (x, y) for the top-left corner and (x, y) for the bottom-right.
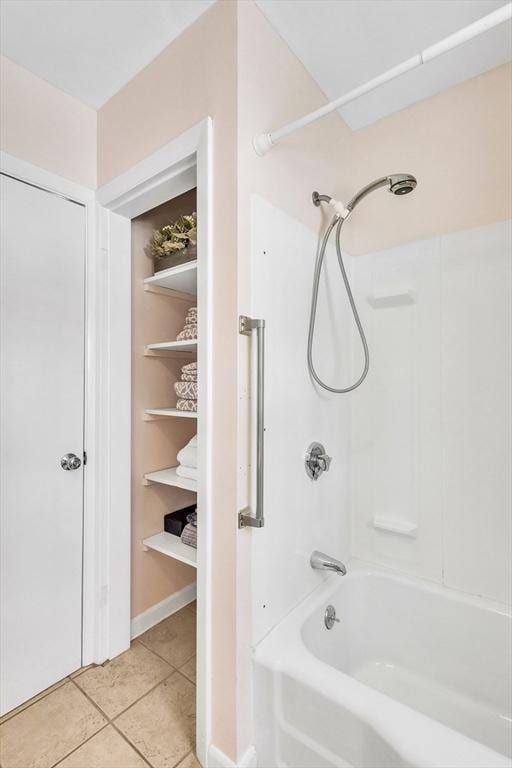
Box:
(176, 752), (201, 768)
(74, 642), (172, 719)
(179, 656), (196, 684)
(116, 673), (195, 768)
(0, 677), (68, 724)
(70, 664), (95, 680)
(56, 725), (149, 768)
(138, 607), (196, 668)
(0, 681), (106, 768)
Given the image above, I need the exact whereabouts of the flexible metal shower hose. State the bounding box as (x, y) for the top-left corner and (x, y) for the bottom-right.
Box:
(307, 215), (369, 393)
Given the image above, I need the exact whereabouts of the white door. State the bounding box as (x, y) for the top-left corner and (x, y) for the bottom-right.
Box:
(0, 174), (85, 715)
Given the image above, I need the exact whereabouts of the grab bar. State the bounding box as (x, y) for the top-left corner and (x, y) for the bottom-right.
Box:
(239, 315), (265, 529)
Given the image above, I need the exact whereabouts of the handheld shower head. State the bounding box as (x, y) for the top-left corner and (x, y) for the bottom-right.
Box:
(308, 172), (418, 394)
(388, 173), (417, 196)
(312, 173), (418, 217)
(346, 173), (417, 211)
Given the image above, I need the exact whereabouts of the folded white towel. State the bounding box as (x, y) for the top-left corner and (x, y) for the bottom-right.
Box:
(177, 443), (197, 469)
(188, 434), (198, 446)
(176, 464), (197, 481)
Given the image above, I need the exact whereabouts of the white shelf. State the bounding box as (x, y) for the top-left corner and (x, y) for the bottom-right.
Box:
(145, 340), (197, 354)
(143, 532), (197, 568)
(144, 261), (197, 295)
(144, 466), (197, 492)
(144, 408), (197, 420)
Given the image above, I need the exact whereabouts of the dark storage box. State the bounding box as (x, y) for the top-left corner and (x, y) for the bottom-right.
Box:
(164, 505), (196, 536)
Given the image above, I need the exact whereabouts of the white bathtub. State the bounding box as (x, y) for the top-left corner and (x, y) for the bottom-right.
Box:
(254, 564), (512, 768)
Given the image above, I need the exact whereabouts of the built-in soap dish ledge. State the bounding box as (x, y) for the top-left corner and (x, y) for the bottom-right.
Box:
(366, 290), (416, 309)
(372, 517), (418, 538)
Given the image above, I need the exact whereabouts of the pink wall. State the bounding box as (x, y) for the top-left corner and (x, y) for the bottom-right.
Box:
(235, 30), (511, 259)
(344, 62), (512, 256)
(97, 1), (239, 757)
(0, 55), (97, 188)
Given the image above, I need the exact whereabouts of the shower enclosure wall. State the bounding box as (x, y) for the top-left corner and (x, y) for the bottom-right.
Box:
(249, 206), (511, 631)
(249, 209), (511, 767)
(348, 218), (511, 598)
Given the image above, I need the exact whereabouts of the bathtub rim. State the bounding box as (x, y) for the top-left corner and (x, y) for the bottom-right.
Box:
(253, 561), (512, 768)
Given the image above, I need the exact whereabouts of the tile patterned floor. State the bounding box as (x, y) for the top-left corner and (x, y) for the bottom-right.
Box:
(0, 603), (199, 768)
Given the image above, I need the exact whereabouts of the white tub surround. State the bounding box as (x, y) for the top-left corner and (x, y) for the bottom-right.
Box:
(349, 219), (512, 604)
(247, 197), (351, 645)
(254, 564), (512, 768)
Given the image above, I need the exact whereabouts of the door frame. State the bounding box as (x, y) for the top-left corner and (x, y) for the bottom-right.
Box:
(95, 118), (213, 766)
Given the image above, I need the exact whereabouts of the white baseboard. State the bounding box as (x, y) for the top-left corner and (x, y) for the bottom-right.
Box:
(208, 745), (256, 768)
(131, 582), (197, 639)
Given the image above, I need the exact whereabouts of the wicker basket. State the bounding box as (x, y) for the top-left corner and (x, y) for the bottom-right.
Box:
(153, 245), (197, 273)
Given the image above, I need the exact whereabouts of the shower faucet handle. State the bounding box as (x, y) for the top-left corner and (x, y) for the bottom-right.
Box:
(317, 452), (332, 472)
(305, 442), (332, 480)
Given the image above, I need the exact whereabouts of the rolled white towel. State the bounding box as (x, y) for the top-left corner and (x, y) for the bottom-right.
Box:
(177, 443), (197, 469)
(176, 464), (197, 481)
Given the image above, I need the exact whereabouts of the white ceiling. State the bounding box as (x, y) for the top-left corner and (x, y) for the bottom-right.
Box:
(0, 0), (215, 109)
(256, 0), (512, 129)
(0, 1), (510, 126)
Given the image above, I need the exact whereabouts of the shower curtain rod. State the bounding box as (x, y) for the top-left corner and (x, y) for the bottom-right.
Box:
(253, 2), (512, 156)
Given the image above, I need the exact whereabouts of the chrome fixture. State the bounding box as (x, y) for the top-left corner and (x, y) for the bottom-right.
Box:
(324, 605), (340, 630)
(310, 551), (347, 576)
(305, 442), (332, 480)
(238, 315), (266, 529)
(388, 174), (417, 196)
(312, 174), (416, 214)
(308, 174), (417, 394)
(60, 453), (82, 471)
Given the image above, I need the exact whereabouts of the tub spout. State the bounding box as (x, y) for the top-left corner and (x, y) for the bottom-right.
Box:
(310, 551), (347, 575)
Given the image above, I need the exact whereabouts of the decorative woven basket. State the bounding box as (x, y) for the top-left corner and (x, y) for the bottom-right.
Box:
(153, 244), (197, 273)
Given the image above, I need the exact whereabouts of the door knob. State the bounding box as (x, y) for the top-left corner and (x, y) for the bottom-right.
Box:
(60, 453), (82, 471)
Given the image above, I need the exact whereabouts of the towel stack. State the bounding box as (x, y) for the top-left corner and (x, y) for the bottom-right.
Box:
(175, 362), (197, 412)
(176, 434), (197, 481)
(176, 306), (197, 341)
(176, 435), (197, 546)
(181, 510), (197, 549)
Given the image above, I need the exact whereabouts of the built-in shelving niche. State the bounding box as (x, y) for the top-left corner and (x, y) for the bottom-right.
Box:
(132, 188), (198, 579)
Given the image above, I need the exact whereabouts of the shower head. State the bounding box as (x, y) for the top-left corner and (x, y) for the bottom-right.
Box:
(346, 173), (417, 211)
(388, 174), (417, 196)
(312, 173), (417, 220)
